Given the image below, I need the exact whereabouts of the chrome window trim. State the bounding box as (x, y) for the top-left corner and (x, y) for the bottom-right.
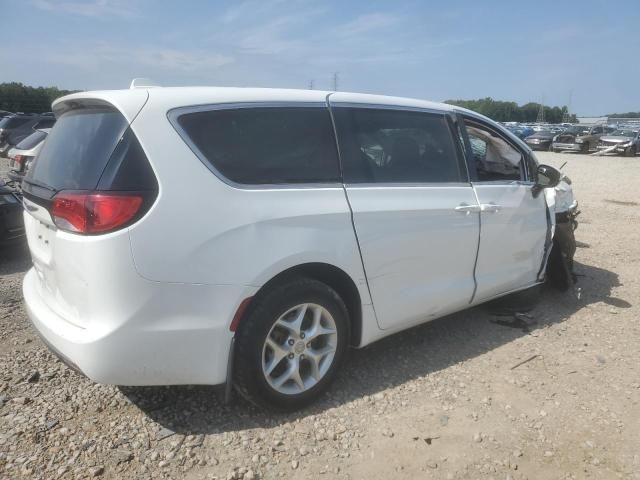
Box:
(471, 180), (534, 187)
(344, 182), (473, 189)
(167, 102), (343, 191)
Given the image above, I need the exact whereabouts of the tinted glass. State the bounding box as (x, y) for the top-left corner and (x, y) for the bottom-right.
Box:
(97, 128), (158, 191)
(26, 107), (128, 190)
(334, 107), (463, 183)
(0, 117), (30, 129)
(177, 107), (340, 185)
(15, 130), (47, 150)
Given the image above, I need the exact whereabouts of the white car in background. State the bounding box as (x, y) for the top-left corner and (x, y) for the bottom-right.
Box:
(7, 128), (50, 184)
(21, 86), (564, 410)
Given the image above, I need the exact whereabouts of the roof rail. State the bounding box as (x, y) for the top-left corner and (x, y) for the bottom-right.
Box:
(129, 78), (160, 89)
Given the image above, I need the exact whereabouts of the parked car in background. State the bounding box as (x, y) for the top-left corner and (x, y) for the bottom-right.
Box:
(596, 128), (639, 156)
(22, 86), (565, 410)
(0, 114), (55, 156)
(505, 125), (534, 140)
(524, 129), (557, 151)
(0, 110), (13, 119)
(551, 124), (615, 153)
(7, 129), (50, 184)
(0, 179), (25, 247)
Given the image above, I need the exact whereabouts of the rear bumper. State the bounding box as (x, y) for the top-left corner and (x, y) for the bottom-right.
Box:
(23, 267), (256, 386)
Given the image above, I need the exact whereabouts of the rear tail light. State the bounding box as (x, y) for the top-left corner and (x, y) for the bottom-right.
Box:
(13, 154), (28, 169)
(51, 192), (144, 234)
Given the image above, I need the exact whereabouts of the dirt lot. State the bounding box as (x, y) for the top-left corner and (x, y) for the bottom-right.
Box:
(1, 152), (639, 480)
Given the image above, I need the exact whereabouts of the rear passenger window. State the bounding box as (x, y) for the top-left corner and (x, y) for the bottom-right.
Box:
(176, 107), (340, 185)
(333, 107), (464, 184)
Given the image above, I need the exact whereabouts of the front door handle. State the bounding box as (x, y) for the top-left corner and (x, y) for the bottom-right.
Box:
(480, 203), (502, 213)
(455, 203), (481, 214)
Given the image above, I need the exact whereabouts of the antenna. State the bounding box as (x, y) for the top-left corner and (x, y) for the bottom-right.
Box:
(333, 72), (339, 91)
(309, 79), (314, 90)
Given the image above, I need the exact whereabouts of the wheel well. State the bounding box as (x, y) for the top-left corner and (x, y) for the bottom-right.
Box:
(254, 263), (362, 347)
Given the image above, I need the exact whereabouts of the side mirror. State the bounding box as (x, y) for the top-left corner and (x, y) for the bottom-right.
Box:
(532, 164), (561, 197)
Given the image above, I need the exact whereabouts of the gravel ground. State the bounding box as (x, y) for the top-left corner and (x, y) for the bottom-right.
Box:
(1, 152), (639, 480)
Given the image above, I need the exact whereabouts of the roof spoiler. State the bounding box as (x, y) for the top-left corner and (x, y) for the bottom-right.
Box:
(129, 78), (160, 89)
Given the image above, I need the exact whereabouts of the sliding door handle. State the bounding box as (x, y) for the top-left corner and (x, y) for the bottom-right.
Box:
(455, 203), (481, 214)
(480, 203), (502, 213)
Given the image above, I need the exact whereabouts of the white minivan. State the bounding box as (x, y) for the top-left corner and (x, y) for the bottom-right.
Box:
(22, 86), (562, 410)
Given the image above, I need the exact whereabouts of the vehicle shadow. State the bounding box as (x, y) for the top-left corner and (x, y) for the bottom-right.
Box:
(0, 243), (31, 276)
(121, 259), (626, 435)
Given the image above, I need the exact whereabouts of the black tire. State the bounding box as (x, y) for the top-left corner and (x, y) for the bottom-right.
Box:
(234, 277), (349, 411)
(625, 146), (636, 157)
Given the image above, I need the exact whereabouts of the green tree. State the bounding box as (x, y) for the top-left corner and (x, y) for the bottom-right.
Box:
(0, 82), (78, 113)
(445, 98), (573, 123)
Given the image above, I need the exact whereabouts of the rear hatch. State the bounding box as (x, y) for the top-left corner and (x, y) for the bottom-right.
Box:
(22, 97), (158, 328)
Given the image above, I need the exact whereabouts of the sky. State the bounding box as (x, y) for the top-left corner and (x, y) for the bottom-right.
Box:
(1, 0), (639, 115)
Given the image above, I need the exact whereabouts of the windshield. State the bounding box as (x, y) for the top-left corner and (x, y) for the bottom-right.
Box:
(610, 130), (637, 137)
(15, 130), (47, 150)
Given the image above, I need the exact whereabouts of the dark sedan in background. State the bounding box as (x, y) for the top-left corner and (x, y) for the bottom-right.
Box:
(525, 129), (557, 151)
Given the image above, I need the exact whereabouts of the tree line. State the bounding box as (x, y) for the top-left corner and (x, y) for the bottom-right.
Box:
(0, 82), (76, 113)
(444, 97), (577, 123)
(1, 83), (636, 121)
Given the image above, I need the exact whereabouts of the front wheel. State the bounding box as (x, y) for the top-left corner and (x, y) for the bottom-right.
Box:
(625, 146), (636, 157)
(233, 277), (349, 411)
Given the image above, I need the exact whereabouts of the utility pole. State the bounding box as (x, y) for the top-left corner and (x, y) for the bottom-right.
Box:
(562, 90), (573, 123)
(536, 95), (545, 123)
(333, 72), (339, 91)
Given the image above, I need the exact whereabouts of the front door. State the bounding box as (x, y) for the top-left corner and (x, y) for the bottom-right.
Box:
(461, 116), (549, 302)
(330, 102), (480, 330)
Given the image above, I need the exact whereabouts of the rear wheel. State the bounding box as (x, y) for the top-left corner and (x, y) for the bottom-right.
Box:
(234, 277), (349, 410)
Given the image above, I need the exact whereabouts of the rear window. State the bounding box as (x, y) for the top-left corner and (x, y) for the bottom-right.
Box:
(175, 107), (341, 185)
(26, 107), (128, 191)
(0, 117), (31, 129)
(16, 130), (47, 150)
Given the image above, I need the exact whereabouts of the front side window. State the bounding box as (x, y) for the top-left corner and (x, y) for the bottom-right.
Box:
(176, 107), (340, 185)
(464, 120), (523, 182)
(333, 107), (464, 183)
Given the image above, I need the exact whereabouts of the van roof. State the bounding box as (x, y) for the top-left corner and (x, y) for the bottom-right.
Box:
(53, 86), (460, 116)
